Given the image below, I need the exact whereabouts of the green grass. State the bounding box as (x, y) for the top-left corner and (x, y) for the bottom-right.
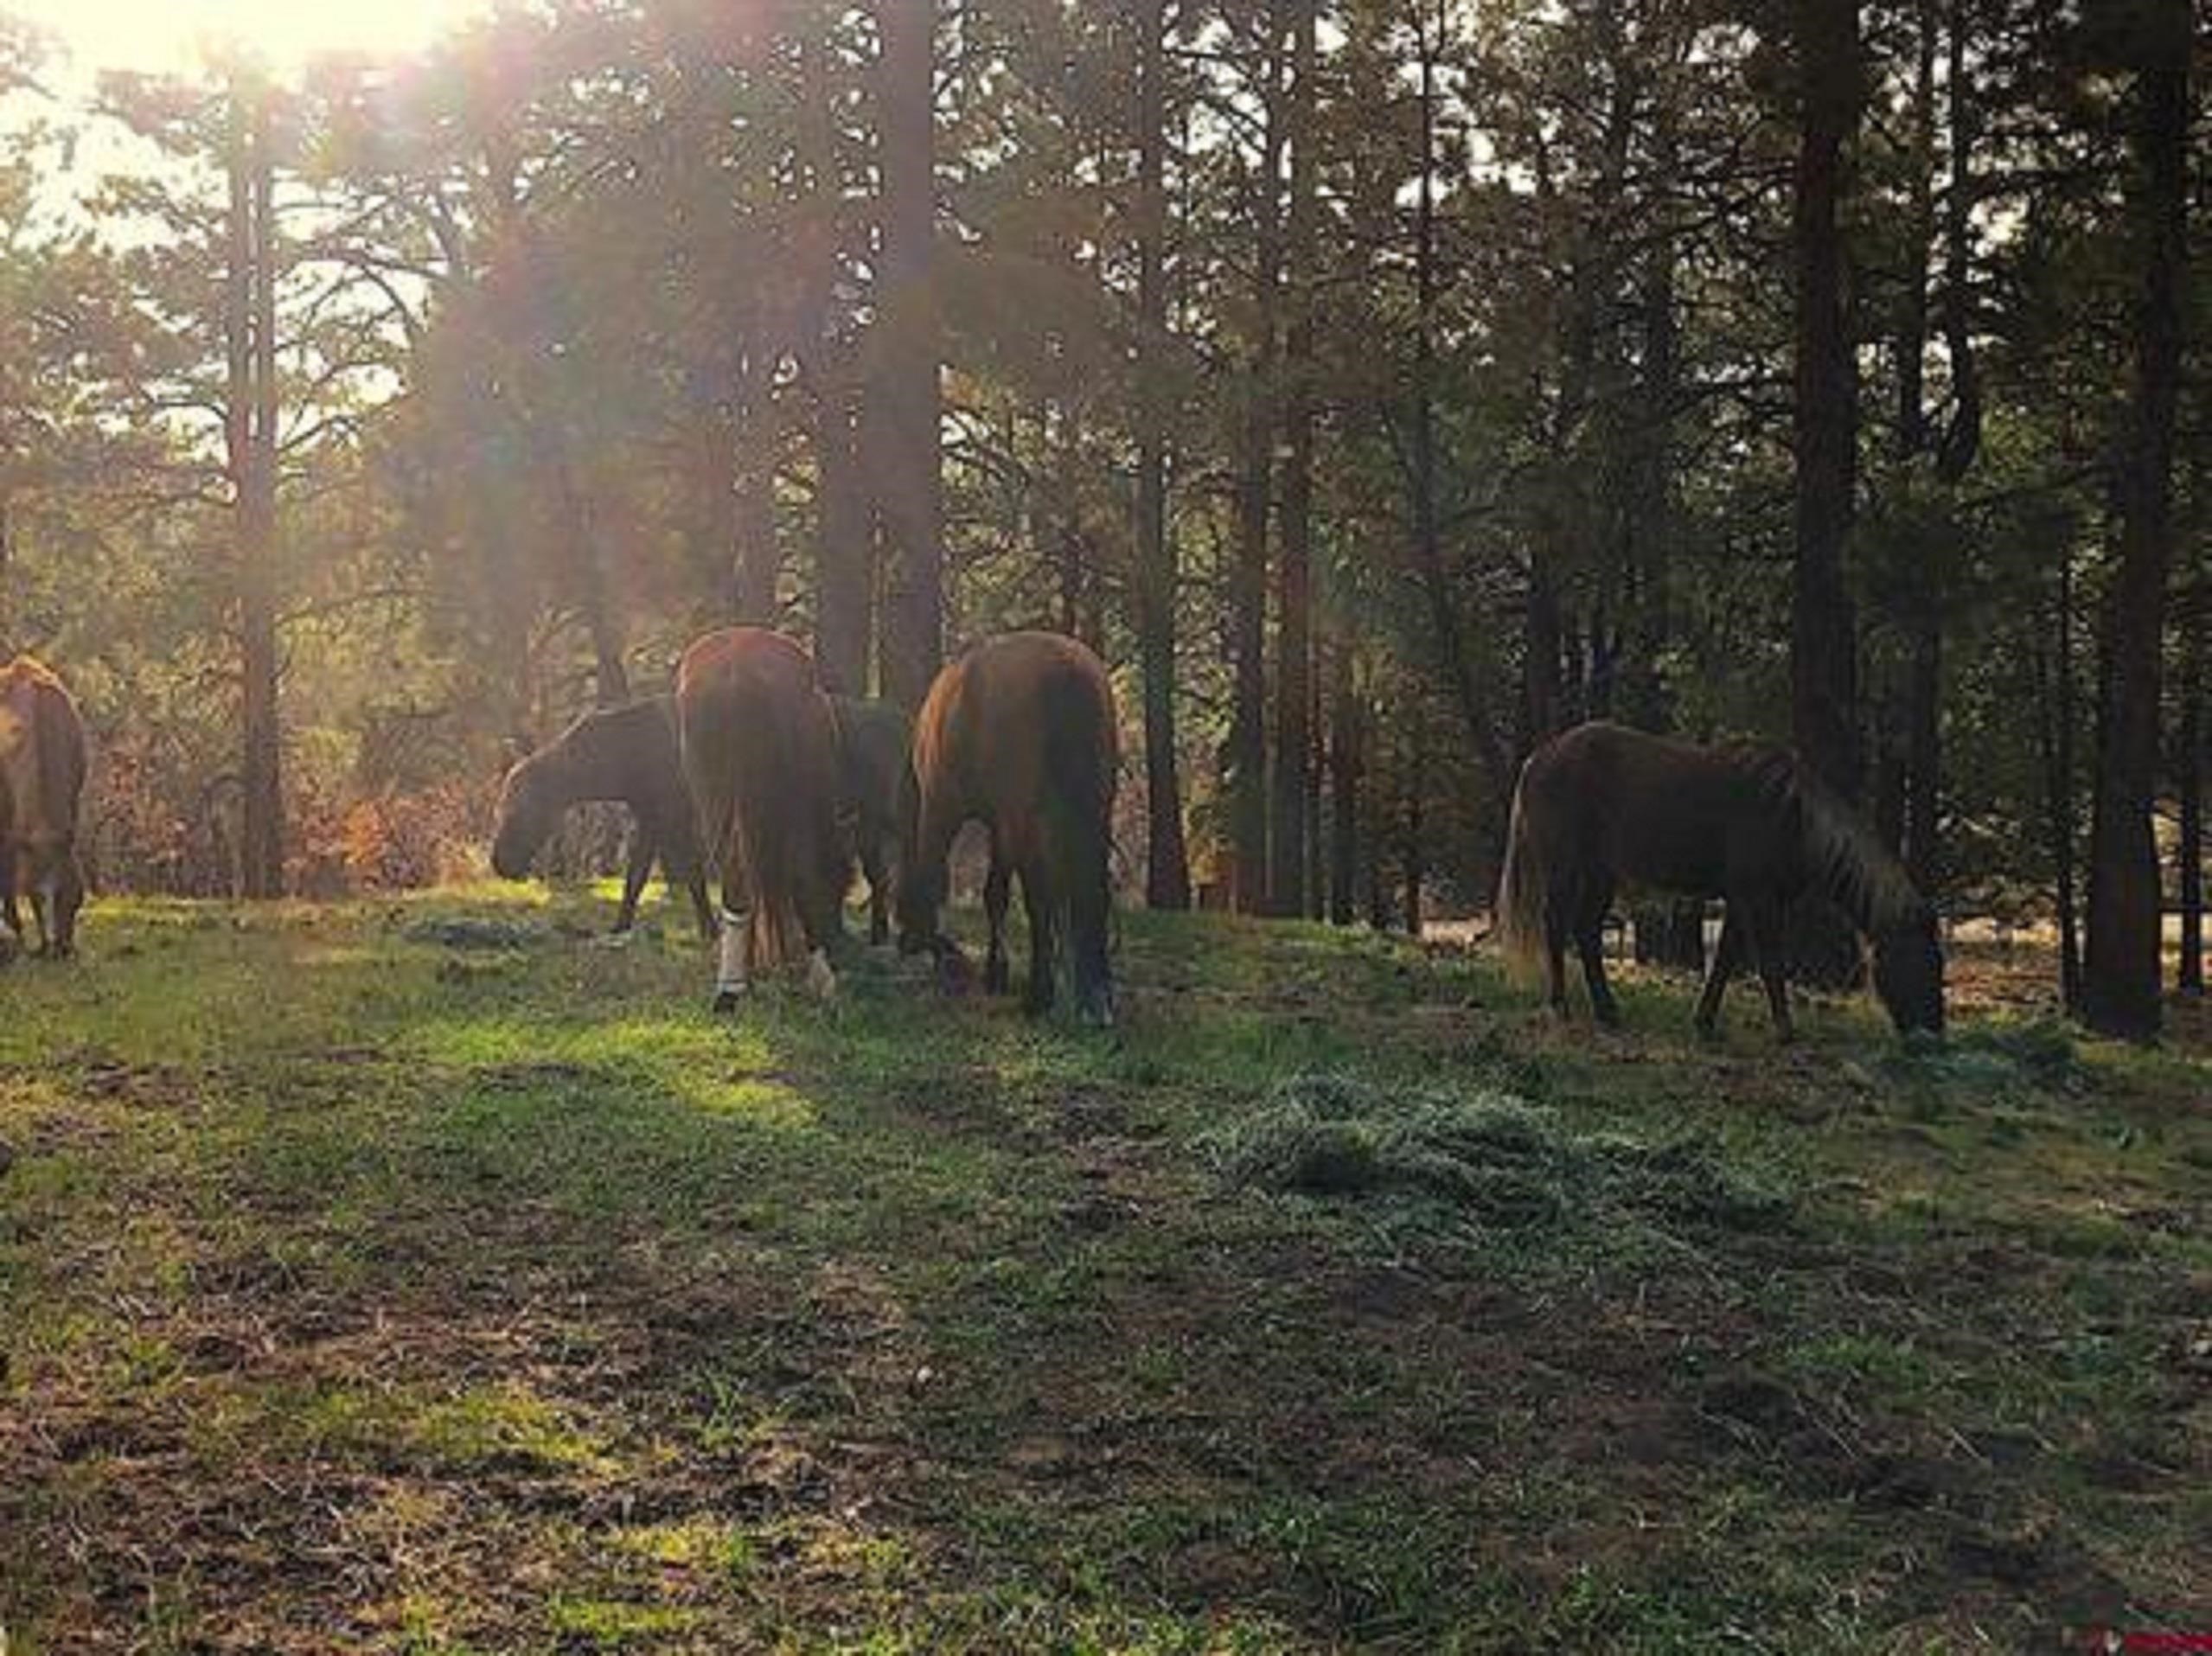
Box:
(2, 885), (2207, 1652)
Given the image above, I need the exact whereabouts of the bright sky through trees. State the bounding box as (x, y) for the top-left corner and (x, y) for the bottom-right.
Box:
(7, 0), (489, 76)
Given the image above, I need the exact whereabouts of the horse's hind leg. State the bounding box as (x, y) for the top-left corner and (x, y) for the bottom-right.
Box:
(1575, 877), (1621, 1027)
(1019, 858), (1058, 1017)
(982, 845), (1013, 995)
(1694, 910), (1742, 1038)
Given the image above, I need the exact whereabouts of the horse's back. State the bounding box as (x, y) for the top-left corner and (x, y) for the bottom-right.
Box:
(1522, 720), (1786, 897)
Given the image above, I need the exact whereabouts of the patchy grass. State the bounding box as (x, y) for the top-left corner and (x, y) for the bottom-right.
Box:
(2, 886), (2207, 1653)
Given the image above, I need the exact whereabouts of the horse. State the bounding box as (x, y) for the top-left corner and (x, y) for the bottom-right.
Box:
(1495, 720), (1944, 1041)
(828, 694), (911, 947)
(0, 655), (88, 960)
(489, 695), (718, 941)
(896, 630), (1118, 1026)
(675, 627), (852, 1010)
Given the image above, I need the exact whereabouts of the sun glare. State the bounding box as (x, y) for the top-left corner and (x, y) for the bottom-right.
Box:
(10, 0), (493, 78)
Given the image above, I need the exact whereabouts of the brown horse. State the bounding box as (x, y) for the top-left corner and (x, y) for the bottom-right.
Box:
(675, 628), (851, 1010)
(490, 695), (718, 940)
(897, 631), (1118, 1026)
(1496, 721), (1944, 1040)
(0, 655), (88, 959)
(828, 694), (911, 947)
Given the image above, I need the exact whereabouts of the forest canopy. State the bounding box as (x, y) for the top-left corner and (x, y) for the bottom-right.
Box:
(0, 0), (2201, 1035)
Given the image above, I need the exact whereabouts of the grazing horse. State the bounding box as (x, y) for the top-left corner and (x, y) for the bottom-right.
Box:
(675, 628), (851, 1010)
(0, 655), (88, 959)
(489, 696), (718, 941)
(1495, 721), (1943, 1040)
(897, 631), (1118, 1026)
(828, 695), (911, 947)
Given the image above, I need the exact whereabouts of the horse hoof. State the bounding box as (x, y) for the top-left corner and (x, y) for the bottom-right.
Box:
(806, 951), (838, 1002)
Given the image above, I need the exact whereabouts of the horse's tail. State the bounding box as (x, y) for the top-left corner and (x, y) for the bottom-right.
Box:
(1493, 758), (1548, 981)
(732, 675), (849, 969)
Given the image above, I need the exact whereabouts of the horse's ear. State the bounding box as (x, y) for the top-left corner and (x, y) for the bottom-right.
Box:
(498, 734), (530, 769)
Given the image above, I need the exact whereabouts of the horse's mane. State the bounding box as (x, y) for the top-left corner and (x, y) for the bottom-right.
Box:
(1748, 747), (1928, 935)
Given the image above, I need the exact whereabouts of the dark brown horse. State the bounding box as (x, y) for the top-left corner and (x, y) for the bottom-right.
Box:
(1496, 721), (1943, 1040)
(828, 694), (911, 947)
(0, 655), (88, 959)
(489, 695), (717, 940)
(676, 628), (851, 1010)
(897, 631), (1118, 1026)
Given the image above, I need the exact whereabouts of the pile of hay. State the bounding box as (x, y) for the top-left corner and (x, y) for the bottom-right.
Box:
(1208, 1073), (1787, 1234)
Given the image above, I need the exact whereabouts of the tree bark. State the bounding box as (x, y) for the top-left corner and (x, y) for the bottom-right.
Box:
(1226, 20), (1282, 916)
(1328, 643), (1360, 925)
(1135, 0), (1191, 910)
(230, 77), (284, 899)
(2178, 556), (2203, 996)
(873, 0), (943, 712)
(1789, 0), (1863, 798)
(2083, 4), (2188, 1040)
(1269, 0), (1316, 918)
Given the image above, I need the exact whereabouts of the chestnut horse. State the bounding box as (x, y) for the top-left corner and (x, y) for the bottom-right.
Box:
(828, 694), (911, 947)
(1496, 721), (1943, 1040)
(489, 695), (718, 940)
(897, 631), (1117, 1026)
(675, 628), (850, 1009)
(0, 655), (88, 959)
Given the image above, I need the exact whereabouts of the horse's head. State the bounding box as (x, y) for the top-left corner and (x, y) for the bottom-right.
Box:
(489, 756), (555, 879)
(1871, 910), (1946, 1036)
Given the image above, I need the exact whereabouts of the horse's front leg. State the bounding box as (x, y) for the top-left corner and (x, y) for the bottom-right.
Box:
(1694, 909), (1743, 1038)
(0, 848), (22, 962)
(982, 849), (1013, 996)
(1743, 898), (1795, 1043)
(615, 822), (656, 933)
(860, 828), (891, 949)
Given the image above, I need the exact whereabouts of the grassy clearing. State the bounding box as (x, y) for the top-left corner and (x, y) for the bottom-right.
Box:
(2, 886), (2206, 1652)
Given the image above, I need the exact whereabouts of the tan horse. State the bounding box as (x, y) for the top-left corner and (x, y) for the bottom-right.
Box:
(675, 628), (851, 1010)
(1496, 720), (1944, 1040)
(897, 631), (1118, 1026)
(0, 655), (88, 958)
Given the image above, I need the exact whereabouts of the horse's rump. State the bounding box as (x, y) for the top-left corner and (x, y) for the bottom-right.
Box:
(676, 629), (848, 970)
(0, 655), (89, 954)
(907, 630), (1117, 1018)
(0, 657), (86, 852)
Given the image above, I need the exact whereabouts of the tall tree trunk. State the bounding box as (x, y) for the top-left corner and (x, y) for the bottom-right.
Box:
(1135, 0), (1191, 910)
(874, 0), (942, 711)
(1401, 705), (1424, 938)
(815, 380), (873, 694)
(1226, 23), (1282, 916)
(1405, 2), (1513, 805)
(730, 351), (780, 623)
(2178, 555), (2203, 996)
(1328, 642), (1360, 925)
(1269, 0), (1316, 917)
(1787, 0), (1864, 986)
(2031, 559), (2085, 1012)
(1789, 0), (1862, 797)
(2083, 4), (2188, 1040)
(230, 78), (284, 899)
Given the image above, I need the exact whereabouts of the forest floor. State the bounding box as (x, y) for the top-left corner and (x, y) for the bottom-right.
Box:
(2, 887), (2207, 1653)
